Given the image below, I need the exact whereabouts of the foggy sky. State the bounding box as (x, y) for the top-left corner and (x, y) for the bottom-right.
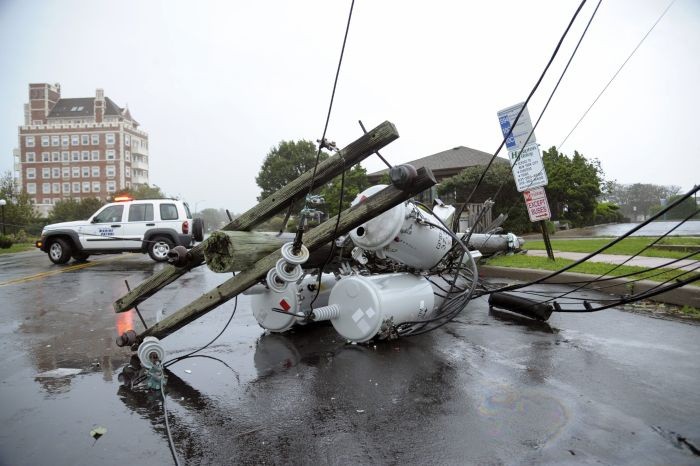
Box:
(1, 0), (698, 213)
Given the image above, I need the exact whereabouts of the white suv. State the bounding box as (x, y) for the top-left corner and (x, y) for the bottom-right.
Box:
(36, 198), (204, 264)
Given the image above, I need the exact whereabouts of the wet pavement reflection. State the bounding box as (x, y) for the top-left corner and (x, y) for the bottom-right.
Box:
(1, 250), (699, 465)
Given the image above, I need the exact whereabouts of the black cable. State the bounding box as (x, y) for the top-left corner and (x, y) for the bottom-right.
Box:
(559, 0), (677, 150)
(160, 383), (182, 466)
(456, 0), (588, 215)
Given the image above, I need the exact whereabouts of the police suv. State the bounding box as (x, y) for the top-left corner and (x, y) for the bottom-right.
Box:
(36, 197), (204, 264)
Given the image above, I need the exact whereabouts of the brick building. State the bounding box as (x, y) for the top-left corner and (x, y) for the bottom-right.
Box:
(14, 83), (150, 215)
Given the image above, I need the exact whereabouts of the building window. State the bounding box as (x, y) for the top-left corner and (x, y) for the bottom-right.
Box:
(92, 166), (100, 177)
(42, 183), (50, 194)
(61, 135), (69, 147)
(53, 198), (61, 205)
(82, 167), (89, 178)
(52, 152), (60, 162)
(62, 182), (70, 193)
(82, 182), (91, 193)
(52, 167), (60, 178)
(71, 151), (80, 161)
(72, 182), (81, 193)
(26, 152), (36, 163)
(81, 135), (89, 145)
(106, 165), (115, 177)
(91, 134), (100, 145)
(26, 168), (36, 179)
(125, 135), (131, 146)
(71, 135), (79, 146)
(42, 152), (50, 162)
(81, 151), (90, 161)
(92, 182), (101, 193)
(106, 133), (115, 145)
(125, 151), (131, 161)
(62, 151), (69, 162)
(62, 167), (70, 178)
(52, 182), (60, 194)
(125, 166), (131, 178)
(72, 167), (80, 178)
(26, 136), (37, 147)
(91, 150), (100, 161)
(42, 198), (51, 205)
(42, 168), (50, 178)
(106, 180), (116, 193)
(27, 183), (36, 194)
(126, 181), (131, 189)
(51, 135), (60, 146)
(106, 149), (115, 160)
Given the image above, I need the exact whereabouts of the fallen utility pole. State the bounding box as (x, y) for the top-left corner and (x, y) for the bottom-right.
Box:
(134, 167), (436, 343)
(114, 120), (399, 313)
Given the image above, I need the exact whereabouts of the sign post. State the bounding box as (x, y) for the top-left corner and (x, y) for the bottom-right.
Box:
(498, 103), (555, 260)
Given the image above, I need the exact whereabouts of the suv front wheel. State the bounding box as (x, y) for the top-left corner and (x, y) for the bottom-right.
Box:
(48, 238), (72, 264)
(148, 236), (174, 262)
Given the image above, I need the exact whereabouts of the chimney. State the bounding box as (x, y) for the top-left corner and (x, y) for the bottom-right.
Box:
(28, 82), (61, 124)
(95, 88), (105, 123)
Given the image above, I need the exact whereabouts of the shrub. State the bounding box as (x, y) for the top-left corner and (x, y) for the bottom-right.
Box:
(0, 235), (13, 249)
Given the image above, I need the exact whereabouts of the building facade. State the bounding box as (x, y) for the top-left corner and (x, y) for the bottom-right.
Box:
(14, 83), (150, 215)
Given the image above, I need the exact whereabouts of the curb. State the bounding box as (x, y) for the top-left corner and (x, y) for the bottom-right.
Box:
(479, 265), (700, 308)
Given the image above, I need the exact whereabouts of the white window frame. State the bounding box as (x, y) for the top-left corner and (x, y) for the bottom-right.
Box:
(26, 152), (36, 163)
(92, 181), (101, 193)
(81, 151), (90, 161)
(71, 151), (80, 161)
(91, 166), (100, 177)
(62, 182), (71, 193)
(125, 166), (131, 178)
(62, 167), (70, 178)
(51, 135), (60, 146)
(106, 133), (115, 145)
(72, 167), (80, 178)
(52, 182), (60, 194)
(61, 151), (69, 162)
(106, 149), (115, 160)
(82, 167), (90, 178)
(42, 152), (50, 162)
(106, 180), (116, 193)
(91, 150), (100, 161)
(72, 182), (81, 193)
(61, 135), (69, 147)
(81, 134), (90, 145)
(26, 168), (36, 179)
(42, 167), (50, 178)
(106, 165), (116, 177)
(125, 151), (131, 161)
(51, 152), (60, 162)
(125, 135), (131, 146)
(42, 183), (51, 194)
(27, 183), (36, 194)
(91, 134), (100, 145)
(82, 182), (91, 193)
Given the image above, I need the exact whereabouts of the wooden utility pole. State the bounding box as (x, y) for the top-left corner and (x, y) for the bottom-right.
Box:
(114, 120), (400, 313)
(539, 220), (555, 261)
(135, 167), (437, 343)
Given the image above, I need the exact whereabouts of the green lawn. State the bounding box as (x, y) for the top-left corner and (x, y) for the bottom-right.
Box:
(524, 236), (699, 259)
(0, 243), (37, 255)
(485, 254), (700, 287)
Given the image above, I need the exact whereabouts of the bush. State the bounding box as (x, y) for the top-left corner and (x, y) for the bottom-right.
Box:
(0, 235), (13, 249)
(9, 229), (29, 243)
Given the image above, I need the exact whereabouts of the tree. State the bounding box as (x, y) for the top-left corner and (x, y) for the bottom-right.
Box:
(650, 194), (699, 220)
(319, 165), (370, 218)
(605, 182), (681, 220)
(542, 147), (603, 227)
(255, 140), (330, 202)
(115, 184), (168, 200)
(0, 170), (38, 235)
(50, 198), (105, 222)
(196, 208), (230, 232)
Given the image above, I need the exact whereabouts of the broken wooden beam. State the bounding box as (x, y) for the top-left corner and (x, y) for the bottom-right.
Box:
(135, 167), (436, 342)
(114, 120), (399, 313)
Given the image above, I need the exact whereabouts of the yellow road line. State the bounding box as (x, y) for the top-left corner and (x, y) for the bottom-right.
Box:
(0, 254), (136, 287)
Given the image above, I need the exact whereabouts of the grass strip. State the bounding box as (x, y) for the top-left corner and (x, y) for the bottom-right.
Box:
(524, 236), (699, 259)
(0, 243), (38, 255)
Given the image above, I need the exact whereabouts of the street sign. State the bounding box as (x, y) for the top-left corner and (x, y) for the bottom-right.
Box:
(508, 143), (548, 192)
(497, 102), (536, 152)
(523, 187), (551, 222)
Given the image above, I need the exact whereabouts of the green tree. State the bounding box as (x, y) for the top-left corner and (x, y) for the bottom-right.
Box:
(605, 182), (680, 220)
(255, 140), (329, 202)
(196, 207), (230, 232)
(50, 198), (105, 222)
(650, 194), (699, 220)
(319, 165), (370, 218)
(115, 184), (168, 200)
(0, 170), (38, 235)
(542, 147), (603, 227)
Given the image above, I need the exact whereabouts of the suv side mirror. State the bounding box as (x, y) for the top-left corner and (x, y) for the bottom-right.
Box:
(91, 217), (98, 223)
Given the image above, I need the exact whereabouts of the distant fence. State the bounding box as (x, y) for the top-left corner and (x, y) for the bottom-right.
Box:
(458, 203), (493, 233)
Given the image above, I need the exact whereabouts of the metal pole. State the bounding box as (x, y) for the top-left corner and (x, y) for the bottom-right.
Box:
(1, 205), (5, 236)
(539, 220), (555, 261)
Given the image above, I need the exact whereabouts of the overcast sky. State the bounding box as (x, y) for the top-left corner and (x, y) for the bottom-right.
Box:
(0, 0), (698, 213)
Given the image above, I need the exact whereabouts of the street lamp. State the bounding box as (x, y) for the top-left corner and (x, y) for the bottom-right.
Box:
(0, 199), (6, 236)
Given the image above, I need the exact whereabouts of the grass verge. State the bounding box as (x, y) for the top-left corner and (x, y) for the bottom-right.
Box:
(485, 254), (700, 287)
(524, 236), (699, 259)
(0, 243), (38, 255)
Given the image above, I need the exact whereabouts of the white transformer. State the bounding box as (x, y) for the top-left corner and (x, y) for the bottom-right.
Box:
(349, 185), (450, 270)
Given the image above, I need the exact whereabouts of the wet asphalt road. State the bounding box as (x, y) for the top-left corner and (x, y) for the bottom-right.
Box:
(1, 249), (699, 465)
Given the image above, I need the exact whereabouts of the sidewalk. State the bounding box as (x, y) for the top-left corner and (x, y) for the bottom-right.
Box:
(526, 250), (699, 272)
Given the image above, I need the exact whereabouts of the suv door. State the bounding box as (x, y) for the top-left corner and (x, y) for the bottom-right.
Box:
(122, 202), (155, 247)
(81, 204), (132, 250)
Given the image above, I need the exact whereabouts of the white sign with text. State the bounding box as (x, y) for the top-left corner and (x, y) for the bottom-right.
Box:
(523, 186), (551, 222)
(509, 143), (548, 192)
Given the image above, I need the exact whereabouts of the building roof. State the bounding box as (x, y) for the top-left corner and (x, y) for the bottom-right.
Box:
(368, 146), (508, 180)
(48, 97), (124, 118)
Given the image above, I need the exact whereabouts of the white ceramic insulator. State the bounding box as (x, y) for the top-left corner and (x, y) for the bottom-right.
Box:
(137, 336), (166, 369)
(275, 258), (303, 283)
(266, 268), (289, 293)
(312, 304), (341, 321)
(280, 242), (310, 265)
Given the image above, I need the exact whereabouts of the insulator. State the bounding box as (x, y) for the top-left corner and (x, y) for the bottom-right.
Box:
(137, 336), (166, 369)
(266, 268), (289, 293)
(312, 304), (341, 321)
(275, 258), (303, 283)
(280, 242), (309, 265)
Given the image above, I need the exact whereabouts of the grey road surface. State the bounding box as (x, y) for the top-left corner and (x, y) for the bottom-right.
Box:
(0, 250), (698, 465)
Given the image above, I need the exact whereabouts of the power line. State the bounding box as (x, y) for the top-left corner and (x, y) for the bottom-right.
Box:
(558, 0), (677, 150)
